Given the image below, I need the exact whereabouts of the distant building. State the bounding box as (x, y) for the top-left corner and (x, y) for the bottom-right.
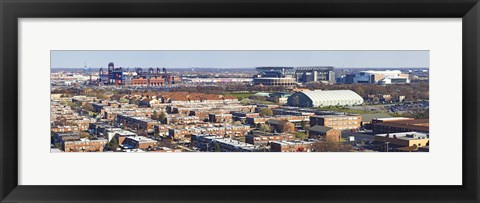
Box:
(231, 111), (259, 122)
(287, 90), (364, 107)
(360, 113), (393, 129)
(295, 66), (335, 84)
(268, 92), (292, 104)
(63, 138), (108, 152)
(52, 132), (80, 145)
(245, 133), (295, 145)
(191, 134), (261, 152)
(373, 132), (429, 152)
(310, 114), (362, 130)
(308, 125), (341, 142)
(165, 115), (200, 125)
(51, 126), (79, 133)
(270, 140), (314, 152)
(267, 119), (295, 133)
(372, 118), (429, 134)
(343, 70), (410, 84)
(208, 114), (233, 123)
(253, 67), (296, 86)
(116, 114), (160, 133)
(246, 117), (270, 125)
(120, 136), (158, 149)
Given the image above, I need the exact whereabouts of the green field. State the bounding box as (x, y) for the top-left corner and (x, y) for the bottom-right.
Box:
(317, 106), (381, 114)
(224, 92), (256, 100)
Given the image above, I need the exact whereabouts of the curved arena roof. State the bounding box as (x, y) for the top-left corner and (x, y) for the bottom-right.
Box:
(297, 90), (364, 107)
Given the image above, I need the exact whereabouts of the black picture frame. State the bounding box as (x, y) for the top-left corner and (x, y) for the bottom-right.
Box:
(1, 0), (479, 202)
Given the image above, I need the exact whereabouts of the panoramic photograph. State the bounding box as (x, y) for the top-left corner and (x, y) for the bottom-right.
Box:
(50, 50), (429, 152)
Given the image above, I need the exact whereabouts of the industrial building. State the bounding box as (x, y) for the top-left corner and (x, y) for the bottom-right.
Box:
(309, 114), (362, 130)
(130, 67), (179, 86)
(252, 67), (296, 86)
(99, 62), (125, 85)
(96, 62), (179, 86)
(342, 70), (410, 84)
(287, 90), (364, 107)
(374, 132), (429, 148)
(372, 118), (429, 134)
(295, 66), (335, 84)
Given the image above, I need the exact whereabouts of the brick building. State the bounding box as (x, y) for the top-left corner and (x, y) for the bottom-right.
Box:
(270, 140), (314, 152)
(52, 132), (80, 145)
(121, 136), (158, 149)
(309, 114), (361, 130)
(245, 133), (295, 145)
(191, 134), (261, 152)
(308, 125), (341, 142)
(51, 126), (79, 133)
(372, 118), (429, 134)
(208, 114), (233, 123)
(63, 138), (108, 152)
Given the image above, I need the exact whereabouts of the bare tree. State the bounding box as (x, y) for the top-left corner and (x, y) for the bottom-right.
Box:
(312, 137), (352, 152)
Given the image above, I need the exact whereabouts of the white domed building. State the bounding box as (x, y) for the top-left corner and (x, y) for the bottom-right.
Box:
(287, 90), (364, 107)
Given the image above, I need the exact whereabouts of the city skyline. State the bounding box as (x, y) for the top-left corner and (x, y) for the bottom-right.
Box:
(51, 50), (429, 69)
(50, 50), (429, 153)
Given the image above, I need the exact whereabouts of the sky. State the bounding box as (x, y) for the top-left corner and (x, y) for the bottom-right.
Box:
(51, 50), (429, 69)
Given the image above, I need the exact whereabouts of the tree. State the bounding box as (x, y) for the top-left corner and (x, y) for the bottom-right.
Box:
(130, 98), (140, 105)
(108, 137), (119, 151)
(259, 123), (271, 134)
(151, 110), (159, 120)
(214, 143), (221, 152)
(60, 100), (73, 107)
(408, 108), (429, 119)
(259, 108), (273, 117)
(158, 112), (167, 123)
(54, 116), (67, 127)
(83, 103), (95, 112)
(119, 98), (129, 103)
(233, 121), (242, 126)
(280, 121), (295, 133)
(170, 117), (178, 124)
(240, 98), (251, 105)
(300, 120), (307, 130)
(312, 137), (352, 152)
(79, 131), (91, 139)
(295, 132), (308, 140)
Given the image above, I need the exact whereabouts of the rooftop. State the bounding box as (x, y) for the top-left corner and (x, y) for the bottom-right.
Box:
(125, 136), (157, 143)
(309, 125), (334, 133)
(375, 132), (429, 140)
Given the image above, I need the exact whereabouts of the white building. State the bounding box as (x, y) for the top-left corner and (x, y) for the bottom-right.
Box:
(287, 90), (364, 107)
(349, 70), (410, 84)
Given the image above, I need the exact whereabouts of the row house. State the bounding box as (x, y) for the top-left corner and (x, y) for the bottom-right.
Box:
(245, 133), (295, 145)
(63, 138), (108, 152)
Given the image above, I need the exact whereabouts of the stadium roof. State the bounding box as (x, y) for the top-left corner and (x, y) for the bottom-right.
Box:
(300, 90), (364, 107)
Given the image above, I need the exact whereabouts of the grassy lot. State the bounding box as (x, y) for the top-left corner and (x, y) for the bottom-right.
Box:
(224, 92), (256, 100)
(317, 106), (381, 114)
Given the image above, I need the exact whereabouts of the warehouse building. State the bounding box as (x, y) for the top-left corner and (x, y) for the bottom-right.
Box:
(342, 70), (410, 84)
(287, 90), (364, 107)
